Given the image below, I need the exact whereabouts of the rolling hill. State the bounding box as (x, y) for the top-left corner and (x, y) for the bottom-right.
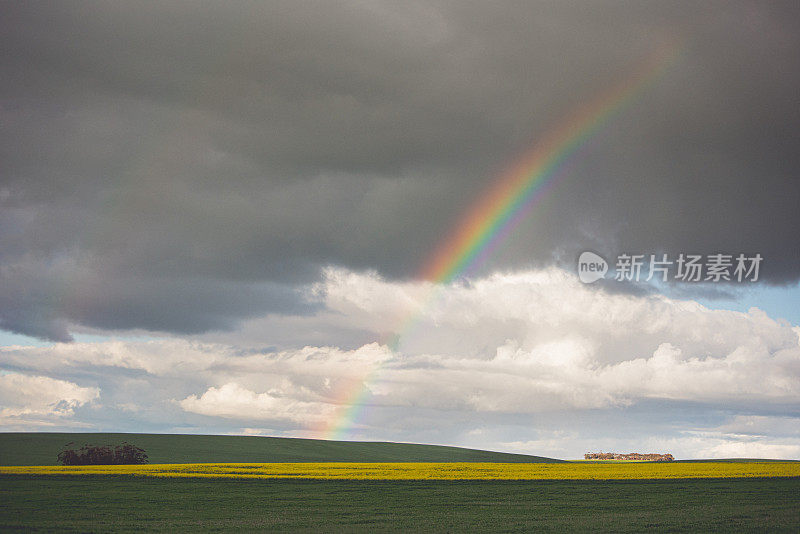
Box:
(0, 433), (562, 465)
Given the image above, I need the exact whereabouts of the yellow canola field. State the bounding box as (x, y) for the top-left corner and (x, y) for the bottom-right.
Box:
(1, 462), (799, 480)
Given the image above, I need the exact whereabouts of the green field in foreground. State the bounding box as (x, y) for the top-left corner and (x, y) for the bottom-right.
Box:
(0, 433), (560, 465)
(1, 475), (797, 532)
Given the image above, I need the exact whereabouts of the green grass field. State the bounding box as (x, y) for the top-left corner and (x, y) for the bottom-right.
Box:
(1, 475), (798, 532)
(0, 432), (560, 465)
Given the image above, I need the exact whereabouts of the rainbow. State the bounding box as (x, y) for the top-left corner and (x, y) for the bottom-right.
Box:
(322, 376), (373, 441)
(421, 41), (684, 283)
(321, 40), (684, 440)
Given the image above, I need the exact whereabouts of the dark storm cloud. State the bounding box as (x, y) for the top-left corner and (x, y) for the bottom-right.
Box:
(1, 1), (798, 340)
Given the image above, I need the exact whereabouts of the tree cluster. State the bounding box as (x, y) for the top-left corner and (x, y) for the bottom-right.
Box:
(57, 442), (148, 465)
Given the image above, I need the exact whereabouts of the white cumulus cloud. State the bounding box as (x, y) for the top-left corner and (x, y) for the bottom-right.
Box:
(179, 383), (336, 426)
(1, 266), (799, 458)
(0, 372), (99, 426)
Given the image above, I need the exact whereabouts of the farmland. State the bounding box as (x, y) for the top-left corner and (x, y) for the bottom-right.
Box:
(1, 433), (798, 531)
(1, 475), (798, 532)
(0, 432), (559, 465)
(2, 460), (799, 480)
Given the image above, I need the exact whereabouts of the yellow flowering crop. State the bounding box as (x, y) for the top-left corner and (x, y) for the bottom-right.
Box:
(1, 462), (798, 480)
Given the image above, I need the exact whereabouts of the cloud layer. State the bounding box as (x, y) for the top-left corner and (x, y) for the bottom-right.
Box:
(2, 267), (798, 458)
(1, 1), (799, 340)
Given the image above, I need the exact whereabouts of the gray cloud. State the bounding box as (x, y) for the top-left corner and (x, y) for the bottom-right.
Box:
(1, 1), (798, 339)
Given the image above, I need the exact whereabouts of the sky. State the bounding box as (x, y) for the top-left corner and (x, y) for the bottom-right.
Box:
(1, 1), (799, 459)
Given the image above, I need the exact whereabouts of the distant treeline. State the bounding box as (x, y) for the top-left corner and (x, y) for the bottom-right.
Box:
(585, 452), (674, 462)
(57, 442), (148, 465)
